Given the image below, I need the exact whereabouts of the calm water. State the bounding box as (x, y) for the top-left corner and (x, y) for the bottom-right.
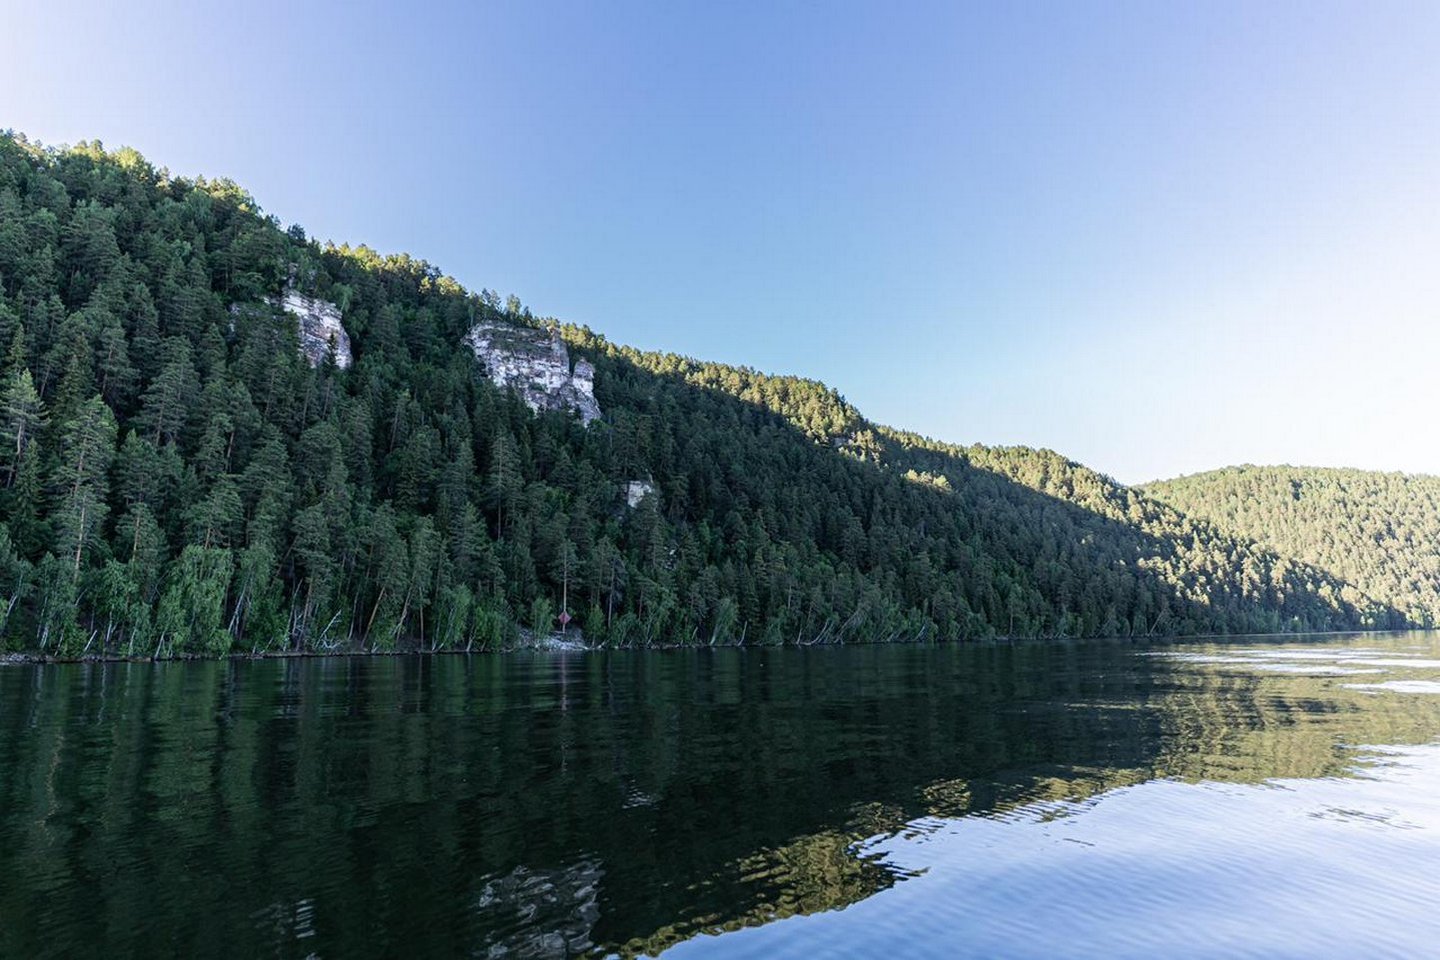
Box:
(5, 634), (1440, 958)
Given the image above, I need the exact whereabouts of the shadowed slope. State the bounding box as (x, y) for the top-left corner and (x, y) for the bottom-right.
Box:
(1144, 466), (1440, 626)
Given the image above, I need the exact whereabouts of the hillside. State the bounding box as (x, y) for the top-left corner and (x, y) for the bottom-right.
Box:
(1144, 466), (1440, 627)
(0, 132), (1400, 656)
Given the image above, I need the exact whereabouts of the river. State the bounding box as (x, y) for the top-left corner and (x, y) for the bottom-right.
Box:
(4, 633), (1440, 957)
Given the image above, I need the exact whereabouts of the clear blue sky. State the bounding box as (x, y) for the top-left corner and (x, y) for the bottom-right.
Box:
(6, 1), (1440, 483)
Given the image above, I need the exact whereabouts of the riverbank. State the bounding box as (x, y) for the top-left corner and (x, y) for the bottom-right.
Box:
(0, 629), (595, 664)
(0, 628), (1386, 664)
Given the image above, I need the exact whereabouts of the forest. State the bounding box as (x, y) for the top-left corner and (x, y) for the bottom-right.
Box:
(0, 132), (1412, 657)
(1145, 466), (1440, 628)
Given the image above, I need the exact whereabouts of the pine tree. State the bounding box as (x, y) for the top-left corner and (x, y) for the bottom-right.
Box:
(50, 395), (116, 577)
(136, 337), (198, 445)
(0, 524), (30, 641)
(291, 503), (336, 647)
(487, 430), (522, 537)
(188, 476), (242, 548)
(0, 361), (44, 488)
(403, 516), (441, 645)
(93, 309), (136, 408)
(127, 282), (162, 383)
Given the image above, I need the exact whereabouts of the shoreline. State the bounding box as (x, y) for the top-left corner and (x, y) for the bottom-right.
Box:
(0, 627), (1398, 665)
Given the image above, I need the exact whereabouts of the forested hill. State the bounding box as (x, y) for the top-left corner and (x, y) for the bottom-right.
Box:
(1144, 466), (1440, 627)
(0, 132), (1400, 657)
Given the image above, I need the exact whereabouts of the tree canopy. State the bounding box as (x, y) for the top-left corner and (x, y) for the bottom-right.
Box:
(1145, 465), (1440, 627)
(0, 131), (1403, 657)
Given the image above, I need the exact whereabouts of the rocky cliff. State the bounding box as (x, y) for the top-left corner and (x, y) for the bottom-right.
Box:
(275, 289), (352, 369)
(465, 320), (601, 424)
(623, 479), (655, 508)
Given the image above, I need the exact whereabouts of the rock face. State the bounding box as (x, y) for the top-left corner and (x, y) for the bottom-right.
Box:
(465, 320), (601, 424)
(622, 479), (655, 508)
(277, 290), (352, 369)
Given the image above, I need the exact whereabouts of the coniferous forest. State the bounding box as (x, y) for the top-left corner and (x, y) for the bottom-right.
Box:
(0, 132), (1420, 657)
(1145, 466), (1440, 628)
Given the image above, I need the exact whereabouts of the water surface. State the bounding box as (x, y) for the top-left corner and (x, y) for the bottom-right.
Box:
(4, 633), (1440, 958)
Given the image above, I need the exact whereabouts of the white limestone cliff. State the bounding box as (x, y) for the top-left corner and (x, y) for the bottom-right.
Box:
(276, 290), (352, 369)
(623, 480), (655, 508)
(465, 320), (601, 424)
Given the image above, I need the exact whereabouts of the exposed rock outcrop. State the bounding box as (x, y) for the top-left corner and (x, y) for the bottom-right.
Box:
(276, 289), (352, 369)
(622, 479), (655, 508)
(465, 320), (601, 424)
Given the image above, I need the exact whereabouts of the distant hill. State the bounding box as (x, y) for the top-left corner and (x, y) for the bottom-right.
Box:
(0, 131), (1401, 656)
(1144, 466), (1440, 627)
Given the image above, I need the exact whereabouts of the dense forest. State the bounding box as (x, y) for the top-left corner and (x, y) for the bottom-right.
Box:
(0, 132), (1404, 657)
(1144, 466), (1440, 627)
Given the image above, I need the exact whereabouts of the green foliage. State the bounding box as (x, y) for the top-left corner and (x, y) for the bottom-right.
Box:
(1145, 466), (1440, 627)
(0, 131), (1407, 658)
(50, 394), (115, 575)
(530, 596), (555, 640)
(155, 546), (233, 655)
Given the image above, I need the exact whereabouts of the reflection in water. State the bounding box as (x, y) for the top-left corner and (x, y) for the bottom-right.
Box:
(475, 859), (604, 957)
(2, 635), (1440, 957)
(675, 743), (1440, 959)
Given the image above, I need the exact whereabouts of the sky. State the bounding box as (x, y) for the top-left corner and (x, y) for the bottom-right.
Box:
(4, 0), (1439, 483)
